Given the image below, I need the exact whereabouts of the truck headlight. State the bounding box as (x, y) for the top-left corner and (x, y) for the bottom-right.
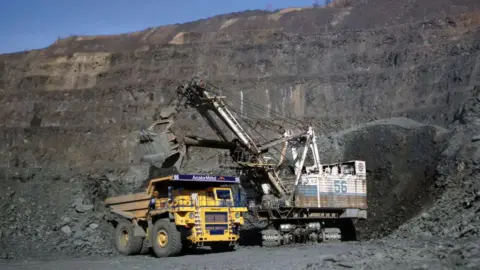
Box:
(235, 212), (240, 219)
(189, 212), (194, 219)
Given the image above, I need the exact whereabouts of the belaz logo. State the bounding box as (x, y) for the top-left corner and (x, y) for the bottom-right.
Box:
(217, 176), (225, 180)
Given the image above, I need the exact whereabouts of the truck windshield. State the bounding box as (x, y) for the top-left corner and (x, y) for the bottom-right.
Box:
(216, 190), (231, 200)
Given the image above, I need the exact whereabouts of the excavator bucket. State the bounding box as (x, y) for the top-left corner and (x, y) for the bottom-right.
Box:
(135, 119), (186, 171)
(157, 105), (177, 119)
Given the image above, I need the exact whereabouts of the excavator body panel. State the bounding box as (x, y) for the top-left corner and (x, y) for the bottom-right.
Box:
(294, 161), (367, 209)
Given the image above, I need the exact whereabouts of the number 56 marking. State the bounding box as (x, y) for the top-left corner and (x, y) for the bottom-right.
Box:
(334, 180), (347, 193)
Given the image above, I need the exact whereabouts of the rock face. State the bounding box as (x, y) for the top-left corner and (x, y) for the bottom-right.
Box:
(317, 117), (449, 239)
(391, 59), (480, 241)
(0, 0), (479, 260)
(0, 166), (148, 259)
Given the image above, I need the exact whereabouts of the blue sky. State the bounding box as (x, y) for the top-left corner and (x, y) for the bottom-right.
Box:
(0, 0), (326, 54)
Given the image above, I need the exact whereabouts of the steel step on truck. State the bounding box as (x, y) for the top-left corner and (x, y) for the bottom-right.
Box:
(137, 77), (367, 246)
(104, 174), (247, 257)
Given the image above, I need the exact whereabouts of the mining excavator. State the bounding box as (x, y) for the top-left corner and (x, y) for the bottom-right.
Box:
(136, 77), (367, 246)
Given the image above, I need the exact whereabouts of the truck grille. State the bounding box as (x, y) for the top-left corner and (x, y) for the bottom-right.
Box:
(205, 212), (228, 223)
(205, 224), (228, 235)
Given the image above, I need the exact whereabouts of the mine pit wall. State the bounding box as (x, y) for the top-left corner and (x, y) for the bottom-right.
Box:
(1, 14), (479, 130)
(0, 125), (142, 168)
(0, 4), (479, 260)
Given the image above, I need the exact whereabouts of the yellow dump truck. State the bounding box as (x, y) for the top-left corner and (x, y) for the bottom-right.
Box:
(104, 174), (248, 257)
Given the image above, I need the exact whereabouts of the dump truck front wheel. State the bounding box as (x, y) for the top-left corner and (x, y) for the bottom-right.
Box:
(151, 219), (182, 257)
(115, 221), (143, 255)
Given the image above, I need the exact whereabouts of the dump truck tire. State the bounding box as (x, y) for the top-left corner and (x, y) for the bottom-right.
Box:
(151, 219), (182, 257)
(115, 221), (143, 255)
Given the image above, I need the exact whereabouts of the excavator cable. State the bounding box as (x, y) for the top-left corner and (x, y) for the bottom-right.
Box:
(194, 82), (309, 175)
(226, 103), (300, 171)
(226, 107), (285, 134)
(207, 93), (305, 142)
(198, 96), (287, 137)
(222, 93), (303, 129)
(206, 89), (284, 129)
(228, 105), (282, 165)
(219, 98), (311, 175)
(201, 83), (299, 130)
(205, 82), (305, 128)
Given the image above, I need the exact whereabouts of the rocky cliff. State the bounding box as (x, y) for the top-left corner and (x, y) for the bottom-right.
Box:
(0, 0), (479, 260)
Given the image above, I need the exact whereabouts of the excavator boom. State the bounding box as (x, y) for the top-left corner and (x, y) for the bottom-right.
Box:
(138, 77), (326, 200)
(176, 77), (291, 198)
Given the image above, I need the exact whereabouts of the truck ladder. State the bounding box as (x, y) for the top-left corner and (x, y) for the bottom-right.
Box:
(192, 193), (203, 237)
(194, 209), (202, 236)
(227, 207), (236, 246)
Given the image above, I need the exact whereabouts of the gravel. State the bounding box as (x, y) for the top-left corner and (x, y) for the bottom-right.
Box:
(1, 239), (479, 269)
(0, 0), (479, 268)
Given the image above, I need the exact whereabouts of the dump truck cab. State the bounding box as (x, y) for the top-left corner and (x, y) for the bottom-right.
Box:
(104, 174), (247, 257)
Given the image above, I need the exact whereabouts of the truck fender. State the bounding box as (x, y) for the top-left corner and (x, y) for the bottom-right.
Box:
(109, 209), (146, 237)
(132, 220), (147, 237)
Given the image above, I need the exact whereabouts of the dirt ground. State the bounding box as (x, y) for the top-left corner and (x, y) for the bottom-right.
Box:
(0, 0), (480, 268)
(1, 239), (479, 270)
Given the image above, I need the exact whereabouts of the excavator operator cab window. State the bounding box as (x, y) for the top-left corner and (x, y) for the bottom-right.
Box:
(341, 164), (355, 175)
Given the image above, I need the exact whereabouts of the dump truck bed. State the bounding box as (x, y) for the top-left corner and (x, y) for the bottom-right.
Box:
(104, 174), (244, 220)
(104, 193), (151, 219)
